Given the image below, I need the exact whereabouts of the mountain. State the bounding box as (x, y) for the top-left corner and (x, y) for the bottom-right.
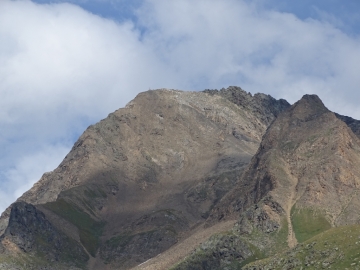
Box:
(1, 87), (360, 269)
(213, 94), (360, 228)
(0, 87), (290, 269)
(171, 94), (360, 269)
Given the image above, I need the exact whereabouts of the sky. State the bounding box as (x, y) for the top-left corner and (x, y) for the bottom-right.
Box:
(1, 0), (360, 213)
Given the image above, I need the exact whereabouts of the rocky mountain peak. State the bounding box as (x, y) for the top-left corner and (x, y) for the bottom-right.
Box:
(204, 86), (290, 126)
(288, 94), (329, 122)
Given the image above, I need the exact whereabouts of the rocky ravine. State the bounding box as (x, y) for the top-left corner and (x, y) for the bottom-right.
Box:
(0, 87), (290, 269)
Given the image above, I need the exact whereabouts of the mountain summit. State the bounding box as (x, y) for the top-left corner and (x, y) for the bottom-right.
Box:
(1, 88), (360, 269)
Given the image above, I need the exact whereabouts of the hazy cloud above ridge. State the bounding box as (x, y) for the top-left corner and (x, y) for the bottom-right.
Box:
(137, 0), (360, 115)
(1, 0), (360, 212)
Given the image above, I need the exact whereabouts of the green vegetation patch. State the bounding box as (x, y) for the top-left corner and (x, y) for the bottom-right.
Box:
(281, 140), (298, 152)
(291, 207), (331, 243)
(83, 186), (107, 199)
(0, 251), (87, 270)
(44, 198), (105, 256)
(0, 253), (48, 270)
(304, 224), (360, 269)
(105, 233), (134, 252)
(236, 242), (266, 269)
(269, 217), (289, 253)
(243, 224), (360, 269)
(307, 134), (318, 144)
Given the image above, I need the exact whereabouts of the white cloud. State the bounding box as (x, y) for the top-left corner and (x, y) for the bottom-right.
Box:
(0, 144), (70, 211)
(1, 0), (360, 213)
(137, 0), (360, 115)
(0, 0), (176, 123)
(0, 0), (178, 211)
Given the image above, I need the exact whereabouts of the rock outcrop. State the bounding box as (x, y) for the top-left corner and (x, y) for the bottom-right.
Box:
(0, 202), (88, 269)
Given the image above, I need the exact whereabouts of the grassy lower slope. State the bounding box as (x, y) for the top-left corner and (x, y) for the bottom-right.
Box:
(243, 224), (360, 269)
(170, 216), (289, 270)
(44, 198), (105, 257)
(0, 253), (84, 270)
(291, 207), (332, 243)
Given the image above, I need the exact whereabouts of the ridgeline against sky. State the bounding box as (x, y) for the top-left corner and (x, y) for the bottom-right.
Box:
(1, 0), (360, 214)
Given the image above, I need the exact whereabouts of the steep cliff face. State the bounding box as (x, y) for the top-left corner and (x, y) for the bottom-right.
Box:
(0, 202), (88, 270)
(335, 113), (360, 139)
(0, 87), (290, 269)
(204, 86), (290, 127)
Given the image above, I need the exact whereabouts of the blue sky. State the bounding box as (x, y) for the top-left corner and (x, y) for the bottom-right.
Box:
(31, 0), (360, 35)
(1, 0), (360, 213)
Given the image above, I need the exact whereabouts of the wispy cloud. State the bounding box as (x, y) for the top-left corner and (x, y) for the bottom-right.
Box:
(0, 0), (176, 210)
(0, 144), (69, 211)
(1, 0), (360, 212)
(137, 0), (360, 116)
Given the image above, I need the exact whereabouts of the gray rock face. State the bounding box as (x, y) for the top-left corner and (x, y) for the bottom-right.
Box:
(0, 202), (88, 269)
(173, 233), (254, 270)
(204, 86), (290, 126)
(335, 113), (360, 138)
(235, 197), (285, 235)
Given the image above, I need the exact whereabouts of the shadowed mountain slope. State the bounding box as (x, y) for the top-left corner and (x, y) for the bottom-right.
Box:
(335, 112), (360, 139)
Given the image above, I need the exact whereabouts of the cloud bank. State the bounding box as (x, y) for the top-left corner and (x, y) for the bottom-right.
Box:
(1, 0), (360, 212)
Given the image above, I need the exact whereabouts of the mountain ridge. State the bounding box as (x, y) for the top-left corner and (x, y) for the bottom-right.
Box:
(1, 87), (360, 269)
